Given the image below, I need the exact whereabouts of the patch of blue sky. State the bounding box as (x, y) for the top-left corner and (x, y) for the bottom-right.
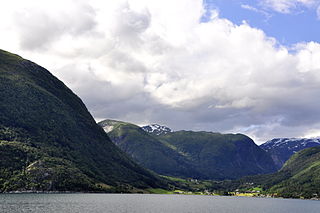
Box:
(202, 0), (320, 46)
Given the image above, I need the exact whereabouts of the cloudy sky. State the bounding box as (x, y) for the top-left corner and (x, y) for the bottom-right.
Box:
(1, 0), (320, 143)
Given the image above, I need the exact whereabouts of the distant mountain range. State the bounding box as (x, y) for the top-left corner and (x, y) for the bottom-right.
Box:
(99, 119), (277, 180)
(0, 49), (167, 193)
(260, 138), (320, 169)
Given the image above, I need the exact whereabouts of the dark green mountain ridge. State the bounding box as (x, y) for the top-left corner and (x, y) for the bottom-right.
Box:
(265, 146), (320, 198)
(220, 146), (320, 199)
(157, 130), (277, 179)
(0, 49), (167, 192)
(99, 119), (277, 180)
(99, 119), (202, 178)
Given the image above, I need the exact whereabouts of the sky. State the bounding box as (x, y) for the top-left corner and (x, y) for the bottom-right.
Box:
(1, 0), (320, 144)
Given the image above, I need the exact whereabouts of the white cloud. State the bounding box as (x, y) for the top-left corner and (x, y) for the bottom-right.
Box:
(241, 4), (262, 13)
(1, 0), (320, 143)
(317, 5), (320, 18)
(261, 0), (318, 13)
(241, 4), (272, 19)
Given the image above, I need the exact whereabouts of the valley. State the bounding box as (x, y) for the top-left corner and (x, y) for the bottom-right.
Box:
(0, 49), (319, 199)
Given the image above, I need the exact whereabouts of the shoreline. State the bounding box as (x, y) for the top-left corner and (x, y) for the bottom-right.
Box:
(1, 191), (319, 201)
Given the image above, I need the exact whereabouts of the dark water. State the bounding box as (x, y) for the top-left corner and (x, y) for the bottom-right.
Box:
(0, 194), (319, 213)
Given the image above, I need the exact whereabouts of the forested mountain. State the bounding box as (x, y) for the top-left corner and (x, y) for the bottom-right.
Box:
(99, 120), (201, 178)
(0, 49), (167, 192)
(100, 119), (277, 180)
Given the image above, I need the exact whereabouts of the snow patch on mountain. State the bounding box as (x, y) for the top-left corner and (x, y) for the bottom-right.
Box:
(141, 124), (172, 135)
(102, 125), (114, 133)
(260, 137), (320, 168)
(261, 138), (320, 151)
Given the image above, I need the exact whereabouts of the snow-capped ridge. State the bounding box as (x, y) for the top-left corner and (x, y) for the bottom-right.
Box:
(141, 124), (172, 135)
(262, 137), (320, 150)
(260, 137), (320, 169)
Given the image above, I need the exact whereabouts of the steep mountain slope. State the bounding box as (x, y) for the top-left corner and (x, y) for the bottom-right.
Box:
(233, 146), (320, 199)
(260, 138), (320, 169)
(157, 131), (277, 180)
(99, 120), (201, 178)
(267, 146), (320, 198)
(0, 49), (166, 192)
(100, 119), (277, 180)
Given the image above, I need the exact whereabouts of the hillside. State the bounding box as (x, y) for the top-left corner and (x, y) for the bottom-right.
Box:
(99, 120), (201, 178)
(260, 138), (320, 169)
(157, 131), (277, 180)
(0, 49), (167, 192)
(218, 146), (320, 199)
(265, 146), (320, 198)
(100, 120), (277, 180)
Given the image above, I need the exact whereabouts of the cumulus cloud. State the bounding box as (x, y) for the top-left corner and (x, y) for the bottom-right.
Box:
(1, 0), (320, 143)
(10, 0), (96, 50)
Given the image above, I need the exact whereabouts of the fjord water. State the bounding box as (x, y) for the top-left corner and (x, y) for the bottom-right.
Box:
(0, 194), (319, 213)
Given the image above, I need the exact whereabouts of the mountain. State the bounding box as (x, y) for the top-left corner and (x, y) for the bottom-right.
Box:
(99, 119), (277, 180)
(235, 146), (320, 199)
(208, 146), (320, 199)
(266, 146), (320, 198)
(141, 124), (172, 136)
(98, 120), (201, 178)
(260, 138), (320, 169)
(157, 131), (277, 180)
(0, 49), (167, 192)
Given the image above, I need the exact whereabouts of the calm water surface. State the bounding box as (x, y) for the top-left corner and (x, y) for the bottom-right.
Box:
(0, 194), (319, 213)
